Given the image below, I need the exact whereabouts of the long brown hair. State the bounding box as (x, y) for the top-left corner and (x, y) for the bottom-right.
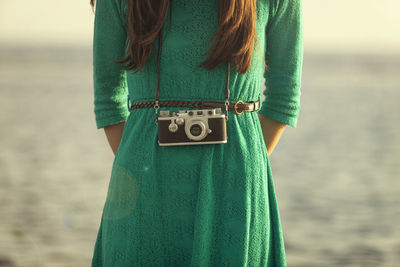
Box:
(90, 0), (265, 74)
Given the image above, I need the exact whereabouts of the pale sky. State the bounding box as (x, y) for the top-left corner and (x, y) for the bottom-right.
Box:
(0, 0), (399, 54)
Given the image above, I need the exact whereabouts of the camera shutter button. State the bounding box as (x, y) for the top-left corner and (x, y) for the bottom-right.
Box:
(176, 117), (184, 125)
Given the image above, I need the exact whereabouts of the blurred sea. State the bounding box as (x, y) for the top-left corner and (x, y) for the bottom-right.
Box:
(0, 44), (399, 267)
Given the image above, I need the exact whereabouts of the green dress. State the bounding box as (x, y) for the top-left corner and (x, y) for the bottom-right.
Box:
(91, 0), (303, 266)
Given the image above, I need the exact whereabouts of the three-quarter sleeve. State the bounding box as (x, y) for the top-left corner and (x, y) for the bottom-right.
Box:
(257, 0), (303, 128)
(92, 0), (130, 129)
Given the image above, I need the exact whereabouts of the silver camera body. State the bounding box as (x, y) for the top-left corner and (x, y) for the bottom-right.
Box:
(157, 107), (228, 146)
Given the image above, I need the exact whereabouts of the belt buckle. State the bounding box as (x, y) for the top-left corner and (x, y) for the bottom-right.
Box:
(234, 100), (245, 115)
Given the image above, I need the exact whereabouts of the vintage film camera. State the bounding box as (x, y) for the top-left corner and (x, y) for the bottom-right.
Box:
(157, 107), (228, 146)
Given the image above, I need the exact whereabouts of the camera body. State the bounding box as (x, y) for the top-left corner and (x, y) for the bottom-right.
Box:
(157, 107), (228, 146)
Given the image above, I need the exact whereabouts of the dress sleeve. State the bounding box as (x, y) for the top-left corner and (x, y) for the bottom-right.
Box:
(257, 0), (304, 128)
(92, 0), (130, 129)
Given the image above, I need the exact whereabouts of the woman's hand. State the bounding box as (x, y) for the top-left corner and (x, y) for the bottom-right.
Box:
(103, 121), (126, 156)
(257, 114), (287, 156)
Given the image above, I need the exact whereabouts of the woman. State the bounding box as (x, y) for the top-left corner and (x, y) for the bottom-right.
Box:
(90, 0), (303, 266)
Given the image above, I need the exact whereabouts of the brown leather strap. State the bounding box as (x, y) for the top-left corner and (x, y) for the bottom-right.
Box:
(130, 99), (259, 115)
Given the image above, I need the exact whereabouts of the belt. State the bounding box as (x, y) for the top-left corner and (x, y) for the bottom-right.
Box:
(129, 99), (260, 115)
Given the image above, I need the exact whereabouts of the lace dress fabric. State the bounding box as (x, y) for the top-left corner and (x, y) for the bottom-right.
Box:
(91, 0), (303, 266)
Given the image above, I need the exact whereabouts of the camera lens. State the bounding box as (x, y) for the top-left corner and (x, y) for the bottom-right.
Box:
(188, 111), (194, 116)
(185, 120), (208, 141)
(197, 111), (203, 115)
(190, 124), (202, 136)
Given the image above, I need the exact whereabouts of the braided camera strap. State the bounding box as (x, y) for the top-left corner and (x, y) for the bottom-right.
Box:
(153, 27), (231, 123)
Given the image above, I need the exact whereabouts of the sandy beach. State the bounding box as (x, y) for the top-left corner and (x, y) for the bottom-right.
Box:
(0, 44), (399, 267)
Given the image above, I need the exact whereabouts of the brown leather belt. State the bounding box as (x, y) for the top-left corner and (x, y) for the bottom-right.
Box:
(129, 99), (260, 115)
